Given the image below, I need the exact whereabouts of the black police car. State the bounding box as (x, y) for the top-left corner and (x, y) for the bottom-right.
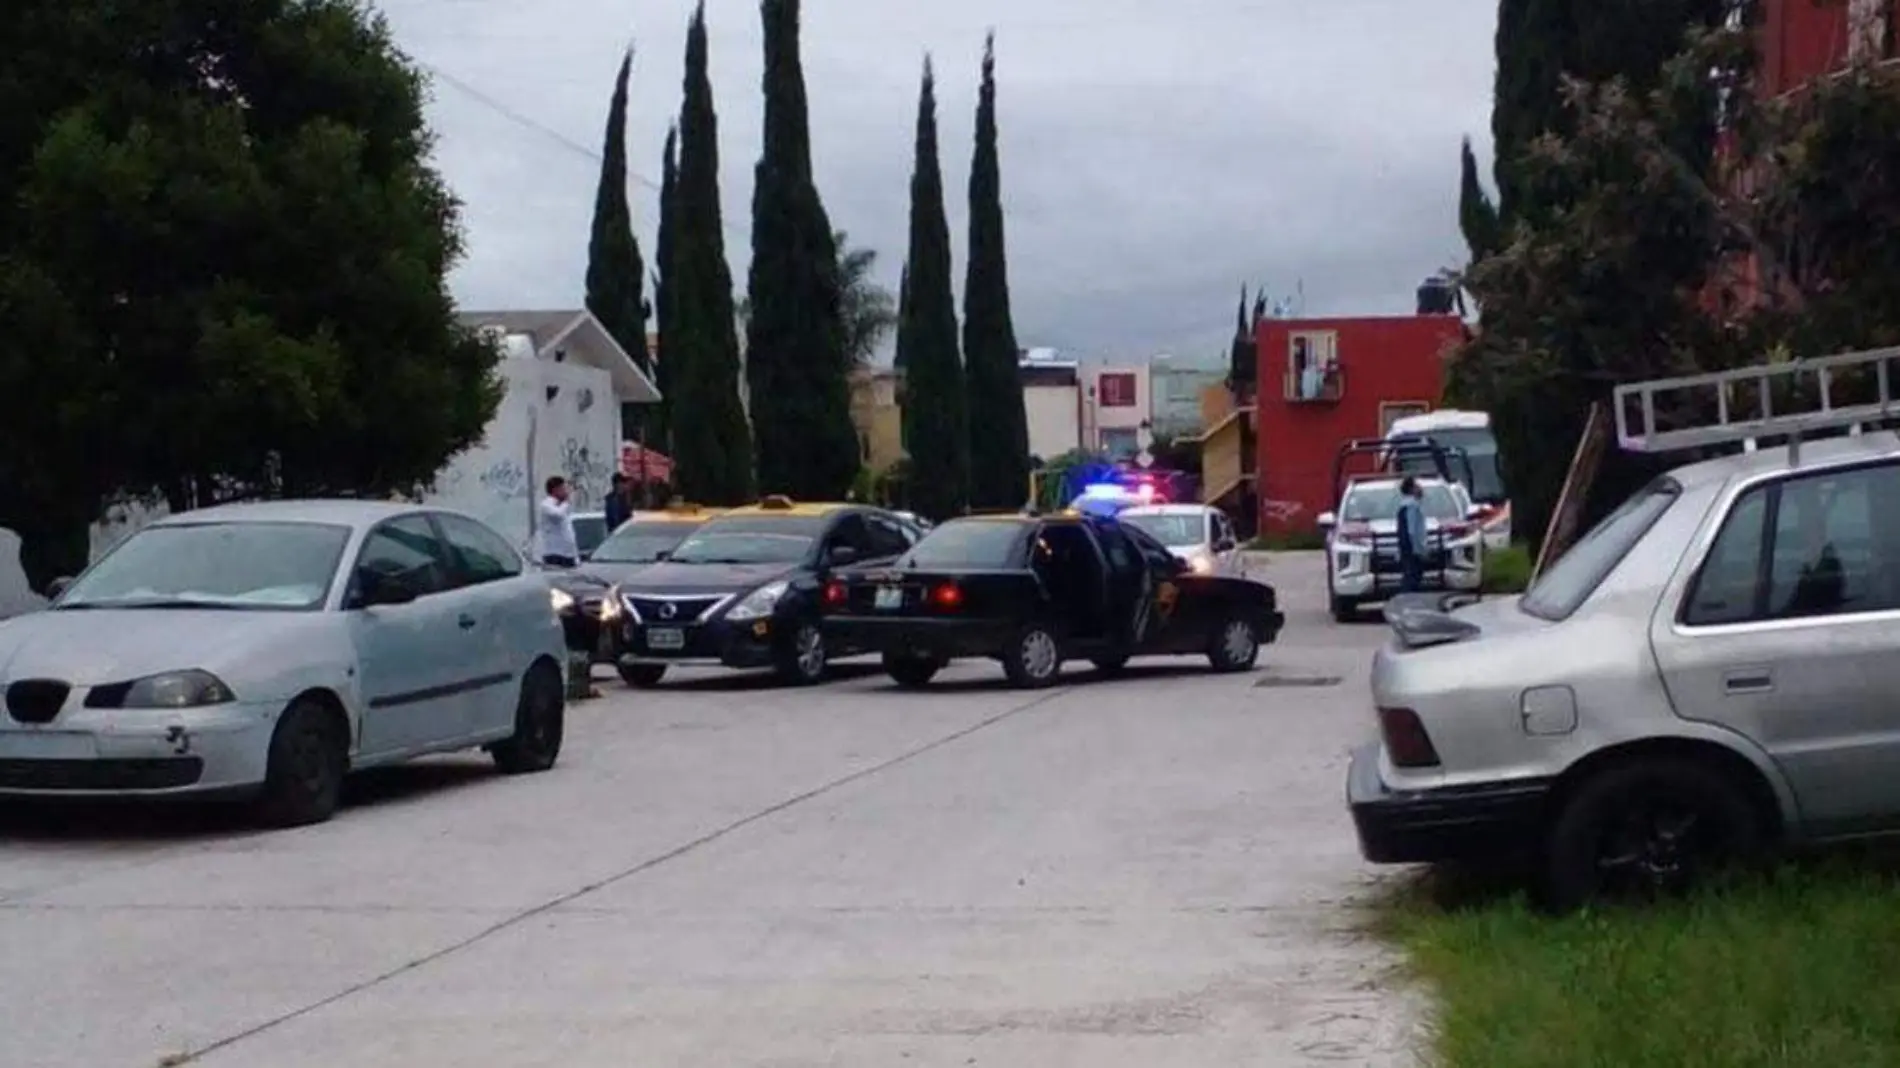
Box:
(606, 497), (919, 687)
(820, 512), (1284, 689)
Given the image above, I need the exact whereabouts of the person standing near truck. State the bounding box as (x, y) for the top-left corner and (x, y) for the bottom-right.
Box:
(1395, 477), (1427, 593)
(537, 476), (579, 568)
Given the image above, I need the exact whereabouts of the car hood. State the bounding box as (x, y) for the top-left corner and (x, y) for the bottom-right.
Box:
(617, 560), (798, 595)
(1166, 545), (1210, 560)
(0, 608), (311, 687)
(576, 560), (663, 587)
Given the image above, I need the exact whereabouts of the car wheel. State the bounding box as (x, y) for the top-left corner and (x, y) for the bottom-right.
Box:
(776, 621), (828, 686)
(883, 652), (943, 689)
(1330, 597), (1357, 624)
(1091, 654), (1130, 676)
(1540, 757), (1762, 912)
(493, 660), (565, 774)
(1207, 614), (1259, 673)
(1001, 624), (1063, 689)
(255, 698), (348, 828)
(617, 663), (668, 688)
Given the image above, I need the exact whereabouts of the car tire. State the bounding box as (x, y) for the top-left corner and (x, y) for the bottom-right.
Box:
(1330, 597), (1357, 624)
(775, 621), (828, 686)
(492, 660), (565, 775)
(255, 698), (348, 829)
(617, 663), (668, 688)
(1001, 623), (1063, 689)
(1091, 654), (1130, 676)
(1207, 614), (1260, 673)
(883, 652), (943, 689)
(1540, 757), (1763, 913)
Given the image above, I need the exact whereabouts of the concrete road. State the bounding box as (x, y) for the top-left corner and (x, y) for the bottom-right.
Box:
(0, 552), (1419, 1067)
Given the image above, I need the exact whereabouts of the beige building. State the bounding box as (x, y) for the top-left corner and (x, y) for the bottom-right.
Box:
(849, 367), (905, 474)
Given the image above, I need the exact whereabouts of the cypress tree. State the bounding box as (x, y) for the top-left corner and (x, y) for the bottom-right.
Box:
(961, 34), (1032, 511)
(746, 0), (858, 500)
(651, 124), (679, 454)
(1458, 138), (1501, 261)
(584, 47), (652, 440)
(895, 60), (968, 520)
(670, 3), (755, 505)
(1227, 286), (1254, 391)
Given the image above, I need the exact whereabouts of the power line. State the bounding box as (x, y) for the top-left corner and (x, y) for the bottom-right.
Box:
(415, 59), (753, 249)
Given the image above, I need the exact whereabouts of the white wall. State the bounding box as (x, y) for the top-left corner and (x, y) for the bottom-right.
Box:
(1024, 384), (1080, 461)
(425, 357), (618, 552)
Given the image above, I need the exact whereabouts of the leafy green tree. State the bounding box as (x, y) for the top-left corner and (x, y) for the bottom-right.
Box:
(962, 34), (1032, 511)
(1458, 138), (1501, 261)
(668, 2), (755, 505)
(651, 124), (679, 453)
(585, 47), (653, 441)
(0, 0), (500, 587)
(895, 60), (969, 521)
(746, 0), (857, 500)
(836, 231), (897, 367)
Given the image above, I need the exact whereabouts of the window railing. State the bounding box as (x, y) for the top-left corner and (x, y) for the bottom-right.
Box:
(1284, 366), (1343, 403)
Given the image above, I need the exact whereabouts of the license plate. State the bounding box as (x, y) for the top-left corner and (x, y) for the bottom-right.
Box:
(0, 732), (97, 760)
(646, 627), (685, 650)
(874, 586), (904, 610)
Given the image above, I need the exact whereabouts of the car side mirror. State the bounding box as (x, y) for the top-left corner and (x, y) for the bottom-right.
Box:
(1215, 537), (1237, 552)
(45, 576), (72, 599)
(827, 545), (859, 568)
(1316, 512), (1336, 528)
(356, 568), (417, 607)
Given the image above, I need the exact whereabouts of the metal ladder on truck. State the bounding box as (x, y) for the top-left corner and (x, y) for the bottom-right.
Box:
(1611, 346), (1900, 463)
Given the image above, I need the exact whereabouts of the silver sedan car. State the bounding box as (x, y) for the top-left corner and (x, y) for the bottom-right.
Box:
(0, 501), (568, 826)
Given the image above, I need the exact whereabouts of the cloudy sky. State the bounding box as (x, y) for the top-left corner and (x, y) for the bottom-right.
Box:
(374, 0), (1497, 365)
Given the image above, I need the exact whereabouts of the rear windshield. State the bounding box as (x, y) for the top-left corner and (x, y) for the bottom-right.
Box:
(1121, 513), (1205, 546)
(1520, 478), (1681, 621)
(906, 521), (1026, 568)
(1343, 483), (1460, 521)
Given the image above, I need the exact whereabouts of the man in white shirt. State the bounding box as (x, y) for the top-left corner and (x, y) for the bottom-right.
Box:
(537, 476), (579, 567)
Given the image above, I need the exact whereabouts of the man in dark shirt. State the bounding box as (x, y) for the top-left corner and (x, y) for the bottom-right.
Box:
(1395, 478), (1427, 593)
(603, 473), (633, 535)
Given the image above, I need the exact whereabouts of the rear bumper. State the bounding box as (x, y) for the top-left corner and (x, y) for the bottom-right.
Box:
(822, 616), (1016, 660)
(1345, 743), (1550, 864)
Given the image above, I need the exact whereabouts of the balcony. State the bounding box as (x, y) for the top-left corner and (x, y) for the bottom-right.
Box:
(1283, 366), (1343, 403)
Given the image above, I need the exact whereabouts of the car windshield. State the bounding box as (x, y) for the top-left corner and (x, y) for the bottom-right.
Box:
(668, 516), (823, 565)
(59, 521), (350, 611)
(905, 521), (1026, 567)
(591, 520), (698, 563)
(1520, 478), (1681, 621)
(1121, 513), (1205, 546)
(1392, 428), (1508, 502)
(1342, 483), (1460, 521)
(573, 515), (609, 556)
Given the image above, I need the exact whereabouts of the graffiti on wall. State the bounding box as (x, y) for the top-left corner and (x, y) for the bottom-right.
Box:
(1262, 499), (1305, 524)
(560, 438), (614, 509)
(479, 459), (529, 502)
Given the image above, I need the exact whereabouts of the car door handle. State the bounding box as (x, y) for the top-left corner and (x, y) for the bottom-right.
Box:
(1724, 670), (1774, 695)
(457, 613), (477, 630)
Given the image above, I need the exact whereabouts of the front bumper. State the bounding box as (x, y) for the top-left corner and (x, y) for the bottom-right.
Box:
(822, 616), (1016, 660)
(1345, 743), (1550, 864)
(614, 615), (781, 671)
(0, 700), (282, 797)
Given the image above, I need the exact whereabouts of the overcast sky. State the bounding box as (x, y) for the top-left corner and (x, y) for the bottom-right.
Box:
(374, 0), (1497, 365)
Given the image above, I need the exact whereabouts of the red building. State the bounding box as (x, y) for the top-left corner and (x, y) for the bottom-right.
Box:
(1253, 313), (1465, 535)
(1758, 0), (1888, 97)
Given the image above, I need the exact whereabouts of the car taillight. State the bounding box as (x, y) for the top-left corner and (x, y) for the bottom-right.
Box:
(1337, 522), (1373, 547)
(1377, 707), (1441, 768)
(822, 581), (847, 608)
(929, 582), (962, 610)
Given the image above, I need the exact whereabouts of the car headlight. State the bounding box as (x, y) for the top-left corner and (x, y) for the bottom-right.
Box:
(104, 669), (236, 709)
(599, 588), (622, 621)
(1186, 553), (1214, 574)
(550, 587), (575, 615)
(725, 580), (789, 621)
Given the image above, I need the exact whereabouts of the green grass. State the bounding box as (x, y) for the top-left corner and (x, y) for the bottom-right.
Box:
(1483, 542), (1533, 594)
(1376, 860), (1900, 1068)
(1247, 531), (1326, 551)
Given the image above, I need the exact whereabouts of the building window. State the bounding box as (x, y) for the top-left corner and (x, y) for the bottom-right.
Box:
(1285, 331), (1341, 402)
(1100, 427), (1139, 458)
(1098, 372), (1138, 408)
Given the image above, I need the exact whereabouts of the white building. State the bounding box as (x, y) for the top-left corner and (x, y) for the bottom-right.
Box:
(1018, 348), (1082, 462)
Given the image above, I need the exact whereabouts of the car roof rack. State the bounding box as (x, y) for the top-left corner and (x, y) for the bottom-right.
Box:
(1331, 436), (1474, 504)
(1613, 346), (1900, 463)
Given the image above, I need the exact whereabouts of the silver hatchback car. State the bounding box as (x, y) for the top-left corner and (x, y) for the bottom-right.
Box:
(1349, 351), (1900, 908)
